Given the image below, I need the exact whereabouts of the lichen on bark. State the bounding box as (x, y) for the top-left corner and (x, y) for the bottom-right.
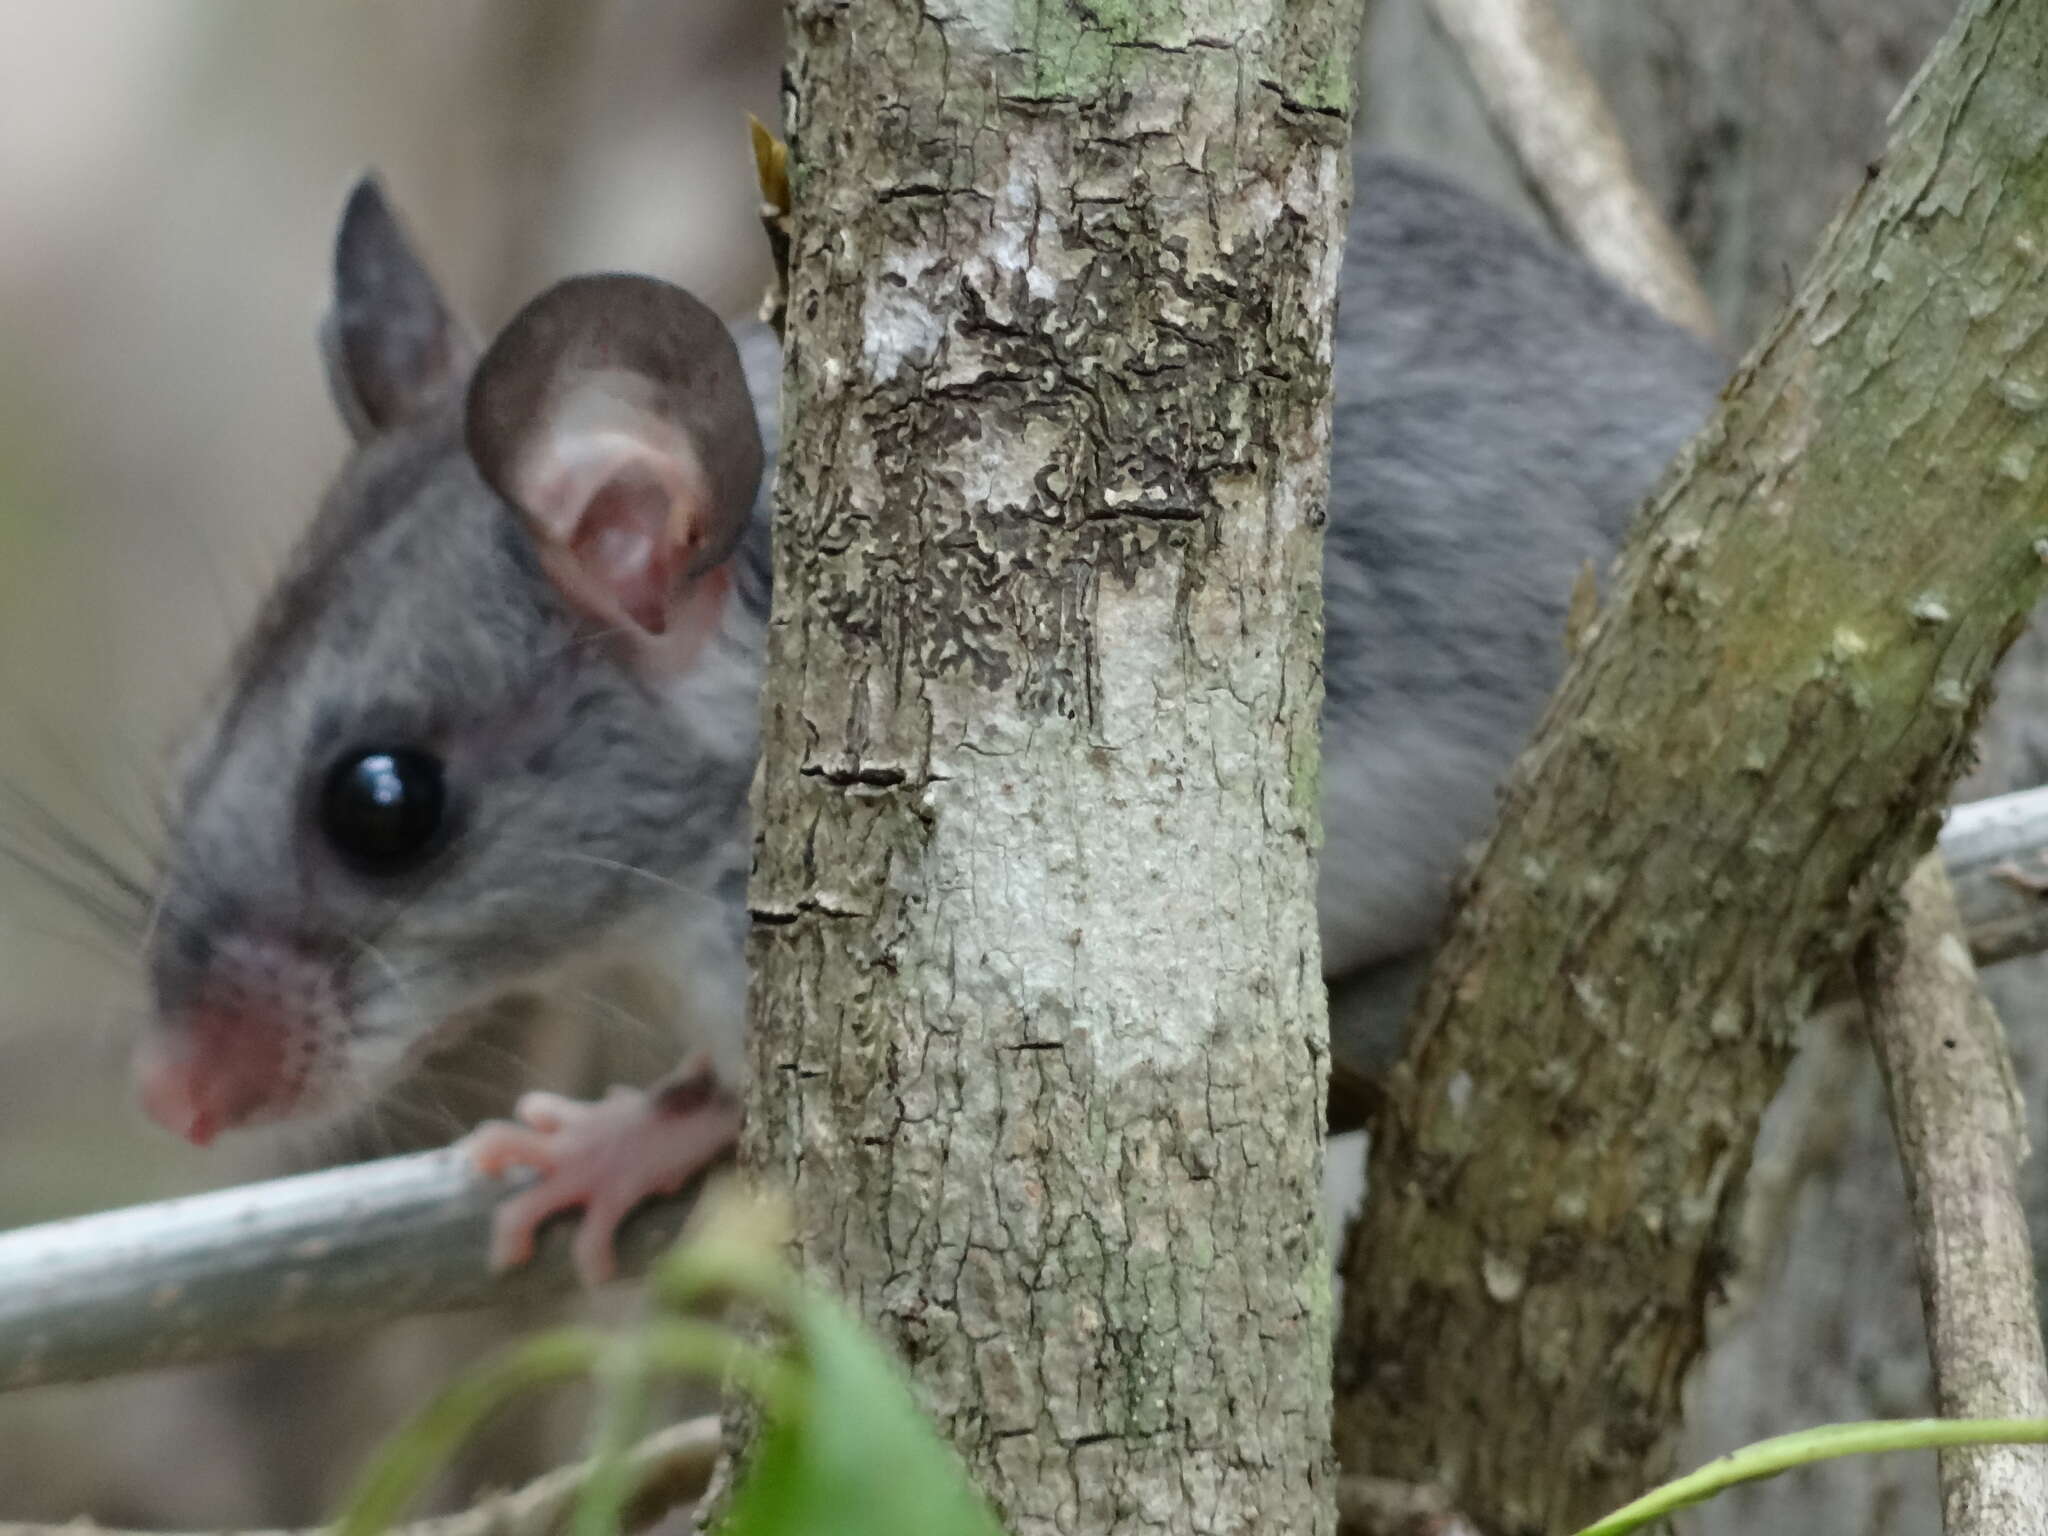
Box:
(747, 3), (1360, 1533)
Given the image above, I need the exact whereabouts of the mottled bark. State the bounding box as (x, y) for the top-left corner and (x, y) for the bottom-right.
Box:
(1335, 3), (2048, 1531)
(747, 5), (1358, 1534)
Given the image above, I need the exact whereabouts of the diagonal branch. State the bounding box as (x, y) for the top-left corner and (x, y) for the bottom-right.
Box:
(1422, 0), (1718, 339)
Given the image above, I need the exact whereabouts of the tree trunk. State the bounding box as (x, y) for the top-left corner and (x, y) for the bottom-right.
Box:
(1334, 2), (2048, 1530)
(747, 6), (1359, 1532)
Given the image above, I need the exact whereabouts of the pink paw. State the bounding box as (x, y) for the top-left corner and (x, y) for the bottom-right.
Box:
(466, 1071), (740, 1286)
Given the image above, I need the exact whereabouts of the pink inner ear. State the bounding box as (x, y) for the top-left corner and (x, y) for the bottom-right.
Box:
(572, 468), (679, 634)
(509, 377), (717, 637)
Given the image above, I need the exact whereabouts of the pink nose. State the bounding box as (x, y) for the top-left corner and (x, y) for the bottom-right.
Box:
(134, 1039), (224, 1146)
(133, 1012), (295, 1147)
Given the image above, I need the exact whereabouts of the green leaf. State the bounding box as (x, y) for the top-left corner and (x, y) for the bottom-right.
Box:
(332, 1328), (609, 1536)
(1573, 1417), (2048, 1536)
(717, 1291), (1007, 1536)
(333, 1185), (1002, 1536)
(331, 1318), (782, 1536)
(572, 1338), (656, 1536)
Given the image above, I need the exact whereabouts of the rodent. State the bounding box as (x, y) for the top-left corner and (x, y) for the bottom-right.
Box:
(131, 152), (1724, 1280)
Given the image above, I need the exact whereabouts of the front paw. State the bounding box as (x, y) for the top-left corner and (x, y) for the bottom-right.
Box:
(466, 1065), (740, 1286)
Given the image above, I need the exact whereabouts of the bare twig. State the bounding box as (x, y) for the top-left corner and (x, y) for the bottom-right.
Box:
(0, 1415), (719, 1536)
(0, 1147), (714, 1392)
(1423, 0), (1719, 340)
(1860, 853), (2048, 1533)
(1682, 788), (2048, 1334)
(1942, 782), (2048, 967)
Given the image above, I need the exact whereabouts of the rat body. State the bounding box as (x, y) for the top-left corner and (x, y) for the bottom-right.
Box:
(137, 154), (1722, 1278)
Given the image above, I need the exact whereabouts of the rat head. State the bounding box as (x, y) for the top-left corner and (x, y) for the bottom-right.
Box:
(135, 177), (766, 1145)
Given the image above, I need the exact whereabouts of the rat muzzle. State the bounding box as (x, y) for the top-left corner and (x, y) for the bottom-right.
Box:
(133, 1000), (314, 1146)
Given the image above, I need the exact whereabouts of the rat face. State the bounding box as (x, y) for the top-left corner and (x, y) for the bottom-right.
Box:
(135, 179), (765, 1144)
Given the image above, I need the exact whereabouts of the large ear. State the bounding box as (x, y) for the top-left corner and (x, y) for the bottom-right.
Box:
(320, 175), (477, 441)
(464, 274), (764, 644)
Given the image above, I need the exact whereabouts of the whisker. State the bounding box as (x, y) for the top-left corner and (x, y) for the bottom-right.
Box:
(0, 827), (151, 943)
(522, 847), (698, 900)
(26, 724), (166, 871)
(0, 909), (146, 972)
(0, 777), (154, 889)
(423, 1033), (545, 1085)
(346, 932), (421, 1016)
(7, 1000), (154, 1075)
(559, 983), (676, 1051)
(361, 1090), (465, 1149)
(346, 758), (588, 957)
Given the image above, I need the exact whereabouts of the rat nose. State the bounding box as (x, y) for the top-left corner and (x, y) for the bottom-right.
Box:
(132, 1008), (296, 1147)
(134, 1036), (224, 1146)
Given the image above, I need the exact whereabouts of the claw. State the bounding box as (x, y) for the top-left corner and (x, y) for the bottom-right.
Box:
(464, 1063), (740, 1287)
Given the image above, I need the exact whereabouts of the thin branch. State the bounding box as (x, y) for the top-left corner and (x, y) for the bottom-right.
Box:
(0, 1147), (714, 1392)
(1941, 782), (2048, 966)
(1423, 0), (1719, 340)
(1860, 854), (2048, 1533)
(0, 1415), (719, 1536)
(1673, 791), (2048, 1337)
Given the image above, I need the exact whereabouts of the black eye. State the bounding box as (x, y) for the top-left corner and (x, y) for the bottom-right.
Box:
(320, 749), (448, 876)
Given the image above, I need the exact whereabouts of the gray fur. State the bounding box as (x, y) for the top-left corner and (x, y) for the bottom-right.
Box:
(322, 178), (476, 441)
(152, 403), (761, 1106)
(148, 153), (1721, 1130)
(1316, 158), (1723, 1076)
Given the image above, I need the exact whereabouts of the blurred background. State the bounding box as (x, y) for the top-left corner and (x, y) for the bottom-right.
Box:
(0, 2), (777, 1520)
(0, 1), (2016, 1532)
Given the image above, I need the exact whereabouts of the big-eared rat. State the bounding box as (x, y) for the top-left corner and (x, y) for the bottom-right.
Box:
(133, 157), (1722, 1282)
